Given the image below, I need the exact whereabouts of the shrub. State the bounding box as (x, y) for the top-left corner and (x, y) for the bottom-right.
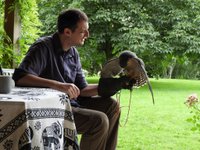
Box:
(185, 93), (200, 133)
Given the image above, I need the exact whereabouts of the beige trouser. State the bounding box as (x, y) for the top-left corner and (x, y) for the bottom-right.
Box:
(73, 96), (121, 150)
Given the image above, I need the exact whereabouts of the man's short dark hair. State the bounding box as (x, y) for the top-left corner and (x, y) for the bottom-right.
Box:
(57, 9), (88, 33)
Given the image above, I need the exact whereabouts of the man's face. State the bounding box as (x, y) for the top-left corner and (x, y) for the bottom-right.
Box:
(70, 21), (89, 46)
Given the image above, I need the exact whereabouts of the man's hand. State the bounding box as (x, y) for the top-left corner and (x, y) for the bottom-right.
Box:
(53, 82), (80, 99)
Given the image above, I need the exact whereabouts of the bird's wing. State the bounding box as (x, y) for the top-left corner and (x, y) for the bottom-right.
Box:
(125, 58), (147, 87)
(125, 57), (155, 104)
(100, 58), (123, 78)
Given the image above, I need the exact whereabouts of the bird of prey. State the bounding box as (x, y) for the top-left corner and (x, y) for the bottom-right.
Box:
(100, 50), (155, 104)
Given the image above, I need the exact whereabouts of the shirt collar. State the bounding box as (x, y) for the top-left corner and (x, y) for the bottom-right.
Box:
(52, 32), (65, 55)
(52, 32), (75, 57)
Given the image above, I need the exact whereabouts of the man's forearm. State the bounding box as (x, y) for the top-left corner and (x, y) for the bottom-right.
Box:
(80, 84), (98, 97)
(16, 74), (58, 89)
(16, 74), (80, 99)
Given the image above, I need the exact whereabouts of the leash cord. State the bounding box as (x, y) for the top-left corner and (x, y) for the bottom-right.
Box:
(117, 89), (133, 127)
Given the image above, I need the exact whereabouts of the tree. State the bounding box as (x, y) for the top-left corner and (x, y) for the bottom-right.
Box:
(80, 0), (200, 78)
(37, 0), (200, 78)
(143, 0), (200, 78)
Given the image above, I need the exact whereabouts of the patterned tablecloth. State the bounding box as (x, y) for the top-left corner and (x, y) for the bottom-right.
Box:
(0, 87), (79, 150)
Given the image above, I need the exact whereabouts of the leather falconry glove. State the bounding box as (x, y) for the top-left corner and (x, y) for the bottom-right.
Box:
(98, 50), (155, 104)
(98, 76), (135, 97)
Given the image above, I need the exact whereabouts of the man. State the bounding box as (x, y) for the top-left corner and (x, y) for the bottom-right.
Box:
(13, 9), (120, 150)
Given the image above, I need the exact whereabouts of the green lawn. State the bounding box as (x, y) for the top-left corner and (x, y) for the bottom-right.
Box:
(87, 77), (200, 150)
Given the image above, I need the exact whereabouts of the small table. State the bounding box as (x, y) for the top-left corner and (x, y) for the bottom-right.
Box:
(0, 87), (79, 150)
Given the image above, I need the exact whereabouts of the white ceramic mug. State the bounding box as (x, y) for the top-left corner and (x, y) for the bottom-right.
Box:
(0, 75), (15, 94)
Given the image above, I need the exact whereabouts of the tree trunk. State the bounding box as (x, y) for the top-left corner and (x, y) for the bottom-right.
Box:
(167, 58), (176, 79)
(103, 41), (114, 60)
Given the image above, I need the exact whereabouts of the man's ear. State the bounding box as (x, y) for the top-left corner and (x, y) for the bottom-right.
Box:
(63, 28), (72, 37)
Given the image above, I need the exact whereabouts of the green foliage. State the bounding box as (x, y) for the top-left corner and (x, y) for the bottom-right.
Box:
(37, 0), (82, 35)
(78, 0), (200, 77)
(0, 0), (13, 67)
(36, 0), (200, 78)
(0, 1), (4, 58)
(15, 0), (42, 65)
(0, 0), (41, 68)
(144, 0), (200, 78)
(81, 0), (157, 58)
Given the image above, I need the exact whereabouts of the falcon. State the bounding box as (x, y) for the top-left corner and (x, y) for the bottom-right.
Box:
(98, 50), (155, 104)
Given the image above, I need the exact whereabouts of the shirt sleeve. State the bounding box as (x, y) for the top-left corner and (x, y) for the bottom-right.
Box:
(12, 41), (49, 82)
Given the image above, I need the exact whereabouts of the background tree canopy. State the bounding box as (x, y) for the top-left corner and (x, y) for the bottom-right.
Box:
(1, 0), (200, 79)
